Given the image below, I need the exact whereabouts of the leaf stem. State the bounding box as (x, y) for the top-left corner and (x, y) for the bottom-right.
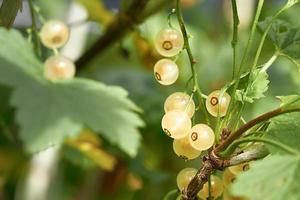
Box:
(28, 0), (41, 58)
(176, 0), (210, 125)
(230, 0), (240, 79)
(215, 106), (300, 154)
(221, 137), (300, 157)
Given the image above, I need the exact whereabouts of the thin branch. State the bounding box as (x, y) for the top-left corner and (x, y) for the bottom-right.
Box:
(28, 0), (41, 58)
(175, 0), (210, 124)
(230, 0), (240, 79)
(215, 106), (300, 154)
(75, 0), (149, 69)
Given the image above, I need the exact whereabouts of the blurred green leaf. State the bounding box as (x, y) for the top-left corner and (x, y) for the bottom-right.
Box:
(236, 69), (269, 103)
(0, 0), (22, 28)
(265, 95), (300, 153)
(0, 28), (143, 157)
(232, 155), (300, 200)
(259, 18), (300, 68)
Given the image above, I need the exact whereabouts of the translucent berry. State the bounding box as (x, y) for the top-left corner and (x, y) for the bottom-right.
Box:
(222, 169), (236, 188)
(154, 59), (179, 85)
(44, 55), (75, 80)
(228, 163), (250, 175)
(176, 168), (197, 191)
(40, 20), (70, 48)
(164, 92), (195, 118)
(161, 110), (191, 139)
(154, 28), (184, 57)
(173, 136), (201, 160)
(188, 124), (215, 151)
(206, 90), (231, 117)
(198, 175), (223, 200)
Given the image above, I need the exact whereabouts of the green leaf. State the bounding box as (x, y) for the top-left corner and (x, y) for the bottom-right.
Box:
(232, 155), (300, 200)
(236, 69), (269, 103)
(265, 95), (300, 153)
(0, 28), (143, 157)
(259, 18), (300, 60)
(0, 0), (22, 28)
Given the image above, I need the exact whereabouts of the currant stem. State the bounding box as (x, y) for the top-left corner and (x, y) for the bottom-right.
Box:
(175, 0), (210, 125)
(28, 0), (42, 58)
(215, 106), (300, 154)
(221, 137), (300, 157)
(230, 0), (240, 79)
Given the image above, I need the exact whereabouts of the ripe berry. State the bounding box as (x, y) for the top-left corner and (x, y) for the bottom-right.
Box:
(44, 55), (75, 80)
(228, 163), (250, 175)
(173, 136), (201, 160)
(154, 59), (179, 85)
(188, 124), (215, 151)
(222, 169), (236, 188)
(161, 110), (191, 139)
(40, 20), (70, 48)
(206, 90), (231, 117)
(164, 92), (195, 118)
(154, 28), (184, 57)
(176, 168), (197, 191)
(198, 175), (223, 200)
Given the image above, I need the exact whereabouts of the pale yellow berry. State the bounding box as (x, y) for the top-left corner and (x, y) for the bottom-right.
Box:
(222, 169), (236, 188)
(154, 28), (184, 57)
(188, 124), (215, 151)
(164, 92), (195, 118)
(154, 59), (179, 85)
(40, 20), (70, 48)
(198, 175), (223, 200)
(176, 168), (197, 191)
(206, 90), (231, 117)
(161, 110), (191, 139)
(44, 55), (75, 80)
(228, 163), (250, 175)
(173, 136), (201, 160)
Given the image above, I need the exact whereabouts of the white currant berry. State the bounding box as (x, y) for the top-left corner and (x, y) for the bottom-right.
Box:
(222, 169), (236, 188)
(173, 136), (201, 160)
(198, 175), (223, 200)
(161, 110), (191, 139)
(228, 163), (250, 175)
(40, 20), (70, 48)
(44, 55), (75, 80)
(154, 28), (184, 57)
(188, 124), (215, 151)
(206, 90), (231, 117)
(164, 92), (195, 118)
(176, 168), (197, 191)
(154, 59), (179, 85)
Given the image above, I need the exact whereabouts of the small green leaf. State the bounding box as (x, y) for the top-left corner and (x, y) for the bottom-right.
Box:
(259, 18), (300, 64)
(266, 95), (300, 153)
(236, 69), (269, 103)
(0, 28), (143, 157)
(232, 155), (300, 200)
(0, 0), (22, 28)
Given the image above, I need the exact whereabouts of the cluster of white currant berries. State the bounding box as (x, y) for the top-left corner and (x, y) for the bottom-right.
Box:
(176, 163), (249, 200)
(153, 27), (234, 199)
(39, 20), (75, 80)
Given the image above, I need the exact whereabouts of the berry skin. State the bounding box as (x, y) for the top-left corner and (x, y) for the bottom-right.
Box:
(154, 28), (184, 57)
(206, 90), (231, 117)
(228, 163), (250, 175)
(164, 92), (195, 118)
(173, 136), (201, 160)
(44, 55), (75, 80)
(198, 175), (223, 200)
(176, 168), (197, 191)
(188, 124), (215, 151)
(161, 110), (191, 139)
(40, 20), (70, 48)
(222, 169), (236, 188)
(154, 59), (179, 85)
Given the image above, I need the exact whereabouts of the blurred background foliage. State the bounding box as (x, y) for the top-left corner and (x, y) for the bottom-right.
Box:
(0, 0), (299, 199)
